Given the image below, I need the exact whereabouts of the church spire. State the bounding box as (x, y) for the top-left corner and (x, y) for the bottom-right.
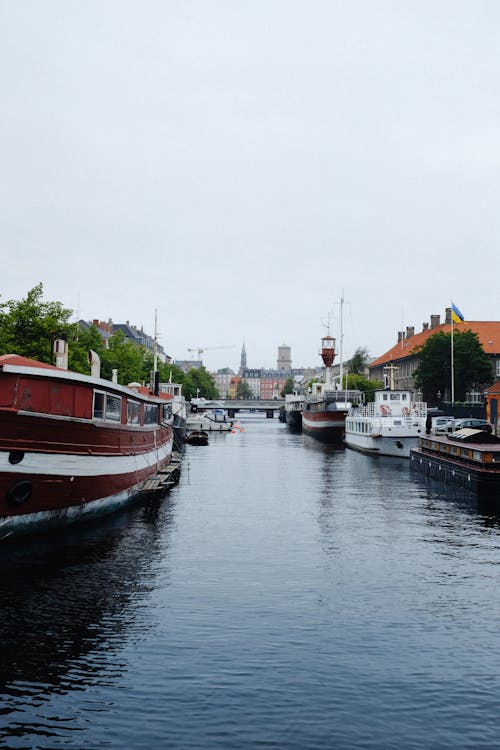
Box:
(239, 339), (247, 374)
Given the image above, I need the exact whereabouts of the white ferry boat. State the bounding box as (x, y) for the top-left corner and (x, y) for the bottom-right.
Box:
(344, 389), (427, 457)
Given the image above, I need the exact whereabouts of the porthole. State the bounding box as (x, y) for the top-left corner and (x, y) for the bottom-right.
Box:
(9, 451), (25, 465)
(7, 480), (32, 506)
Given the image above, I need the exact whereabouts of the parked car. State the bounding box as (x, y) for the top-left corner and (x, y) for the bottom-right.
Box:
(432, 416), (455, 434)
(452, 418), (492, 433)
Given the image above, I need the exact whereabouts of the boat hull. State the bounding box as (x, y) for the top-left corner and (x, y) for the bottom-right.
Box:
(0, 424), (173, 539)
(285, 409), (302, 432)
(409, 447), (500, 495)
(186, 416), (232, 431)
(301, 409), (346, 443)
(0, 357), (174, 540)
(344, 433), (419, 458)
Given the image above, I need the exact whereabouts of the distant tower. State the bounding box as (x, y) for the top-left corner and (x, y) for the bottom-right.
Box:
(277, 343), (291, 373)
(239, 339), (247, 374)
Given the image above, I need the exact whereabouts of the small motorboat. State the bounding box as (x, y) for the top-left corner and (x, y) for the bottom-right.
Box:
(185, 430), (209, 446)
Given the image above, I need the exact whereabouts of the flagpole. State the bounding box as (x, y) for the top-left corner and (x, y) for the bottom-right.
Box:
(450, 302), (454, 403)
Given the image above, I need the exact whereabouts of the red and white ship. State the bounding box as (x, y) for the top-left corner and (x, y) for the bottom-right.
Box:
(302, 333), (360, 443)
(0, 348), (174, 540)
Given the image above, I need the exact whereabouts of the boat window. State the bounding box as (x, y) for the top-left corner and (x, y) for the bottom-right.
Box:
(144, 404), (158, 425)
(401, 393), (408, 401)
(394, 420), (402, 426)
(105, 395), (122, 422)
(382, 394), (388, 401)
(162, 404), (172, 423)
(390, 393), (400, 401)
(127, 400), (140, 425)
(93, 391), (105, 420)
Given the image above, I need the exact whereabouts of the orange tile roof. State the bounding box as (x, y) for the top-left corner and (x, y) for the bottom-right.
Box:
(486, 380), (500, 395)
(369, 321), (500, 369)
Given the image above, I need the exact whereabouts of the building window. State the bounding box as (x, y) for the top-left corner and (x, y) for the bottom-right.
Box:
(496, 359), (500, 377)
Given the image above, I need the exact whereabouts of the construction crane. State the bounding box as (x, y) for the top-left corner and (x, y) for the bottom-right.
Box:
(187, 345), (235, 358)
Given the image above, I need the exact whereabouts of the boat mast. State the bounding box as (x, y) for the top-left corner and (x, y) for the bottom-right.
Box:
(339, 292), (344, 389)
(153, 308), (158, 374)
(321, 315), (336, 390)
(153, 309), (159, 395)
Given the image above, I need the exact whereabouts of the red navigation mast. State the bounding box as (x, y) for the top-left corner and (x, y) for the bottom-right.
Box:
(321, 335), (336, 369)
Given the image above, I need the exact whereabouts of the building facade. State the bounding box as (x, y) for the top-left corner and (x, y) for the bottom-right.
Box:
(369, 308), (500, 401)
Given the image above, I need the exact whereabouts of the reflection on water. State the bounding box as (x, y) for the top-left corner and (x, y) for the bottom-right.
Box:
(0, 493), (176, 744)
(3, 421), (500, 749)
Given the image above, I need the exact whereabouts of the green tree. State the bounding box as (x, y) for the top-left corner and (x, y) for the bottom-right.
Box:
(0, 283), (76, 363)
(183, 366), (218, 401)
(100, 329), (146, 385)
(236, 380), (252, 399)
(347, 346), (370, 375)
(346, 374), (384, 402)
(69, 324), (106, 374)
(413, 330), (492, 403)
(280, 376), (294, 397)
(157, 361), (187, 386)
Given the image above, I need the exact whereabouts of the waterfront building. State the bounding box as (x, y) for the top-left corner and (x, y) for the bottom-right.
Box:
(259, 370), (289, 400)
(240, 369), (262, 399)
(485, 381), (500, 434)
(369, 308), (500, 401)
(213, 367), (235, 398)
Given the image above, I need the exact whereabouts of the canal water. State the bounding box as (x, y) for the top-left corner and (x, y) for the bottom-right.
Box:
(1, 416), (500, 749)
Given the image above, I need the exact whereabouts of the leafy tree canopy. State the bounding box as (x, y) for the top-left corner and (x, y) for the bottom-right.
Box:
(182, 366), (219, 401)
(346, 374), (384, 402)
(346, 346), (370, 375)
(100, 328), (147, 385)
(236, 380), (253, 399)
(0, 283), (77, 363)
(413, 329), (492, 403)
(280, 376), (295, 397)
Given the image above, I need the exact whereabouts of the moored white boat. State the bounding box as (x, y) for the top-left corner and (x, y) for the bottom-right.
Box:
(345, 389), (427, 457)
(0, 352), (174, 540)
(186, 399), (234, 431)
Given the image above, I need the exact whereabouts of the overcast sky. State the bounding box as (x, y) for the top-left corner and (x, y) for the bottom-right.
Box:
(1, 1), (499, 373)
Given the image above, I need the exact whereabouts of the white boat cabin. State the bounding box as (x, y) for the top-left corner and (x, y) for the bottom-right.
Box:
(371, 389), (426, 418)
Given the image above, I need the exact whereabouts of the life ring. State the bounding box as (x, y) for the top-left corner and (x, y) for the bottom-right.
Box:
(379, 404), (391, 416)
(402, 407), (410, 417)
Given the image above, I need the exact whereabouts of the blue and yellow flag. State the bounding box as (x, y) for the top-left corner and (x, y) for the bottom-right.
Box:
(451, 302), (465, 323)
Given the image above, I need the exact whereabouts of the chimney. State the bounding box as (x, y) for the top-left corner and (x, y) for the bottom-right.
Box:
(406, 326), (414, 339)
(430, 314), (440, 329)
(92, 319), (99, 327)
(397, 331), (405, 343)
(54, 339), (68, 370)
(88, 350), (101, 378)
(422, 322), (429, 331)
(445, 307), (452, 324)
